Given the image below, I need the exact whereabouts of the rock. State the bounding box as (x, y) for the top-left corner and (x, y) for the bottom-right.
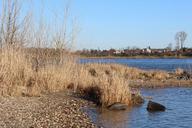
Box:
(147, 101), (166, 111)
(177, 70), (191, 80)
(183, 71), (191, 79)
(107, 102), (128, 110)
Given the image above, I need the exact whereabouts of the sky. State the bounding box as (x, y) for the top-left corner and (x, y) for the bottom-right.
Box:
(71, 0), (192, 50)
(1, 0), (192, 50)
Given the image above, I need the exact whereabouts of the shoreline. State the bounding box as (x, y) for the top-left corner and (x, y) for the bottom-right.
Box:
(0, 91), (97, 128)
(1, 48), (192, 127)
(1, 81), (192, 127)
(129, 80), (192, 88)
(79, 55), (192, 59)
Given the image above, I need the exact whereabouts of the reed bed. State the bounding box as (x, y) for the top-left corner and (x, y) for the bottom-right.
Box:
(0, 47), (144, 106)
(0, 0), (145, 107)
(0, 46), (189, 106)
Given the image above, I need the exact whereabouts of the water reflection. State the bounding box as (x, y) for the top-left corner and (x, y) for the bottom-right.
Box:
(89, 108), (132, 128)
(87, 88), (192, 128)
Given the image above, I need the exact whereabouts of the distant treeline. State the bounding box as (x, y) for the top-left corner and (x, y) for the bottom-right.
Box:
(76, 47), (192, 58)
(6, 47), (192, 58)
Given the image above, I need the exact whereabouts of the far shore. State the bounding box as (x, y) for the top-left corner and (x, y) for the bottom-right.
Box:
(79, 55), (192, 59)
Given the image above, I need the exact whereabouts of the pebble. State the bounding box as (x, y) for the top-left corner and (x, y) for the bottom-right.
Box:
(0, 92), (97, 128)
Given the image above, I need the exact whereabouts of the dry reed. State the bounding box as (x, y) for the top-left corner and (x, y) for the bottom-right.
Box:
(0, 0), (143, 107)
(0, 47), (144, 106)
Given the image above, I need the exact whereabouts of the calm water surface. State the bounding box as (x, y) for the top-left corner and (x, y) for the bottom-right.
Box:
(80, 58), (192, 71)
(86, 88), (192, 128)
(81, 58), (192, 127)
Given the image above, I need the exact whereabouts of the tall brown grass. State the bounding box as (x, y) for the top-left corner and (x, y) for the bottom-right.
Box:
(0, 47), (142, 106)
(0, 0), (144, 107)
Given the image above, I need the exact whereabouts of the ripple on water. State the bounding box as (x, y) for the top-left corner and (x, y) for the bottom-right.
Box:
(87, 88), (192, 128)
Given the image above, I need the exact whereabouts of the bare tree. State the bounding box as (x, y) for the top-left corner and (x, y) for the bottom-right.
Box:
(0, 0), (78, 50)
(51, 0), (80, 64)
(0, 0), (20, 46)
(0, 0), (32, 48)
(175, 31), (187, 50)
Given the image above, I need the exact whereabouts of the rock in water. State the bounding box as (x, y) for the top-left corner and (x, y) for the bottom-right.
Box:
(147, 101), (166, 111)
(107, 103), (128, 110)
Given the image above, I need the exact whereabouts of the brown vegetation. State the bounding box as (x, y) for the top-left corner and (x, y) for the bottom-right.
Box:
(0, 0), (140, 107)
(1, 0), (191, 109)
(0, 46), (191, 107)
(0, 47), (144, 106)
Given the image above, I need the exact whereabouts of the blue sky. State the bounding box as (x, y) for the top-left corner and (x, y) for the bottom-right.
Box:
(71, 0), (192, 49)
(1, 0), (192, 50)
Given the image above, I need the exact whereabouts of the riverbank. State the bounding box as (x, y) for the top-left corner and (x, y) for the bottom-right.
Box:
(128, 68), (192, 88)
(130, 79), (192, 88)
(0, 91), (97, 128)
(80, 55), (192, 59)
(0, 48), (140, 127)
(1, 48), (192, 127)
(81, 63), (192, 90)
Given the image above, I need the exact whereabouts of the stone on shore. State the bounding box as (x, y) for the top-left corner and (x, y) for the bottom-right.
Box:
(177, 70), (191, 80)
(107, 103), (128, 110)
(147, 100), (166, 111)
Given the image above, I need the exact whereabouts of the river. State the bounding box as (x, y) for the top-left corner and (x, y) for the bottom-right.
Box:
(81, 58), (192, 128)
(86, 88), (192, 128)
(80, 58), (192, 71)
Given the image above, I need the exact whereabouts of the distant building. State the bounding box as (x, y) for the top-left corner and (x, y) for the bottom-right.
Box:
(143, 46), (151, 53)
(114, 49), (124, 54)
